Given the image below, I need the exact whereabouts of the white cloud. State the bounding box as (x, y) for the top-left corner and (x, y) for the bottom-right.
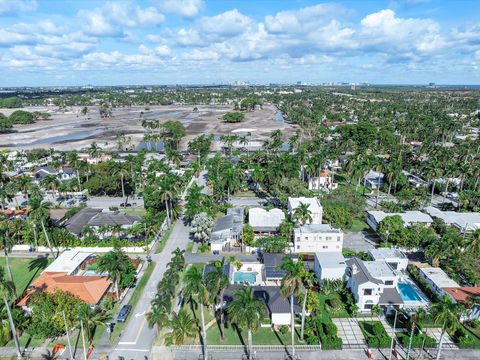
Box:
(360, 9), (445, 54)
(155, 44), (171, 56)
(198, 9), (253, 36)
(78, 1), (164, 37)
(154, 0), (203, 18)
(265, 3), (349, 34)
(0, 29), (34, 46)
(0, 0), (36, 16)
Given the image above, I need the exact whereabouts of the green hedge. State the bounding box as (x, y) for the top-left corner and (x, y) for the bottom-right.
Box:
(359, 321), (392, 348)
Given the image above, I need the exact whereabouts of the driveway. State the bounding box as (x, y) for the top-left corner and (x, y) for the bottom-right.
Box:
(343, 232), (378, 252)
(333, 318), (367, 348)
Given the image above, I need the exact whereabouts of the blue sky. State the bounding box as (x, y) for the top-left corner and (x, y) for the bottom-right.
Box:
(0, 0), (479, 86)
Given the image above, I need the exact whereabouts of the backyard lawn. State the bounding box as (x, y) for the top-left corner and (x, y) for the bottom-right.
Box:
(346, 219), (369, 232)
(0, 256), (52, 296)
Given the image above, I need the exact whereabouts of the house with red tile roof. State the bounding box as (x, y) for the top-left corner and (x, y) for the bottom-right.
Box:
(18, 272), (112, 307)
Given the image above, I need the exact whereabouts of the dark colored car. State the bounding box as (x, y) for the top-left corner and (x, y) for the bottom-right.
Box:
(116, 304), (132, 323)
(119, 202), (132, 207)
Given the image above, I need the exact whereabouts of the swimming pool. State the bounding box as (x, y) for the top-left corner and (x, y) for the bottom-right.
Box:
(233, 272), (258, 285)
(397, 282), (422, 302)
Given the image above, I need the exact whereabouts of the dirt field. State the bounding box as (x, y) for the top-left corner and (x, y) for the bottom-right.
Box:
(0, 104), (296, 151)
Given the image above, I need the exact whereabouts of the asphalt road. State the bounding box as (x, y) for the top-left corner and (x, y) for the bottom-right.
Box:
(107, 217), (191, 360)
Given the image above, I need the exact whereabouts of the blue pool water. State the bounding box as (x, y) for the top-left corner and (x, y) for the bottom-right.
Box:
(397, 282), (422, 301)
(234, 272), (258, 284)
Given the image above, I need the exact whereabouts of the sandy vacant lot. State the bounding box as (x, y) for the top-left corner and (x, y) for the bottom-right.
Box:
(0, 104), (295, 151)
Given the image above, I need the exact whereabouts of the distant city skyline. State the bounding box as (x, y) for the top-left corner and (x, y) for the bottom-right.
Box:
(1, 0), (480, 86)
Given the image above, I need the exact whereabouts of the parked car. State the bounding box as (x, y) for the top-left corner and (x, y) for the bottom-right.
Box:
(120, 202), (132, 207)
(116, 304), (132, 323)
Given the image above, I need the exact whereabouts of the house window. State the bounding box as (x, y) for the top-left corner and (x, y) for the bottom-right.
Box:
(364, 289), (373, 295)
(364, 303), (374, 310)
(297, 245), (300, 249)
(337, 237), (341, 241)
(305, 237), (308, 241)
(322, 246), (328, 249)
(326, 236), (332, 241)
(297, 237), (300, 241)
(385, 281), (394, 285)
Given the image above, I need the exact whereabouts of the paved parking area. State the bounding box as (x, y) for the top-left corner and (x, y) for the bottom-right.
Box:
(343, 232), (378, 252)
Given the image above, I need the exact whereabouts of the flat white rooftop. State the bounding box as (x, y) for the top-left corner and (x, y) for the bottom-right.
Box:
(367, 210), (433, 225)
(420, 267), (460, 289)
(288, 197), (322, 213)
(315, 252), (346, 269)
(424, 206), (480, 231)
(44, 250), (92, 275)
(364, 261), (396, 279)
(294, 224), (342, 234)
(369, 248), (406, 260)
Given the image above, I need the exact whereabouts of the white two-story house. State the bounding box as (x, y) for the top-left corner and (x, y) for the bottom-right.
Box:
(293, 224), (343, 253)
(288, 197), (323, 224)
(345, 257), (403, 313)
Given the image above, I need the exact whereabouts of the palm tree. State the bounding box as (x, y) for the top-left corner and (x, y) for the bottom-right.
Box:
(280, 257), (304, 358)
(159, 189), (173, 226)
(113, 168), (129, 202)
(75, 304), (107, 343)
(429, 296), (464, 360)
(300, 271), (315, 342)
(88, 142), (100, 159)
(0, 279), (21, 359)
(227, 287), (265, 359)
(41, 174), (60, 197)
(0, 225), (16, 294)
(183, 266), (209, 360)
(16, 175), (32, 201)
(28, 198), (57, 259)
(205, 258), (229, 340)
(165, 309), (196, 345)
(96, 248), (131, 299)
(146, 306), (169, 330)
(465, 229), (480, 255)
(292, 202), (312, 225)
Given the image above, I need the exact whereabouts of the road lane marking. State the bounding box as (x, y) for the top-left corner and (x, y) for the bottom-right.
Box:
(134, 306), (150, 343)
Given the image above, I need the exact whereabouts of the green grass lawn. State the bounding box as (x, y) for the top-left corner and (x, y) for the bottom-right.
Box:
(6, 333), (47, 349)
(0, 256), (52, 296)
(319, 294), (349, 318)
(206, 323), (301, 345)
(119, 208), (146, 217)
(346, 219), (369, 232)
(155, 222), (176, 254)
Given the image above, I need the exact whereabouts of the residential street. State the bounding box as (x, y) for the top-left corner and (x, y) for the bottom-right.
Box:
(104, 217), (191, 360)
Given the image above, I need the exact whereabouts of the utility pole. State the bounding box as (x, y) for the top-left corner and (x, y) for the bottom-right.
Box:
(62, 310), (74, 360)
(389, 309), (398, 360)
(80, 320), (87, 360)
(406, 322), (416, 360)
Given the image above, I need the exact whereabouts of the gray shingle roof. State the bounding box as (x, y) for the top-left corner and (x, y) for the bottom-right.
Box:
(65, 208), (140, 235)
(87, 212), (141, 227)
(224, 285), (301, 314)
(65, 208), (102, 235)
(378, 288), (404, 305)
(346, 258), (382, 285)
